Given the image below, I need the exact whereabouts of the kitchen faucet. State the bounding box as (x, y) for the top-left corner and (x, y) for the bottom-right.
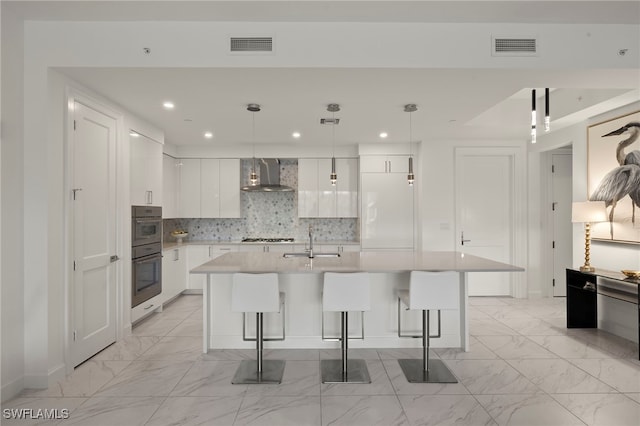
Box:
(308, 225), (314, 258)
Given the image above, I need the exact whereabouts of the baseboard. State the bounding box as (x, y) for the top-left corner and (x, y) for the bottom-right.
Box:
(183, 289), (203, 295)
(22, 374), (48, 390)
(1, 376), (24, 403)
(48, 363), (66, 387)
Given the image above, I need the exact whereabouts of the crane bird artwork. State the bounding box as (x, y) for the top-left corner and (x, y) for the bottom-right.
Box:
(589, 121), (640, 239)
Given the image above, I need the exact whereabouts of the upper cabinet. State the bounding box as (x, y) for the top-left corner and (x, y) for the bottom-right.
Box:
(178, 158), (240, 218)
(130, 133), (163, 206)
(162, 154), (179, 218)
(359, 155), (410, 174)
(298, 158), (358, 218)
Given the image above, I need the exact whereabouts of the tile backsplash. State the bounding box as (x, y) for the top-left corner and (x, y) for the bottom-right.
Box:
(163, 159), (359, 242)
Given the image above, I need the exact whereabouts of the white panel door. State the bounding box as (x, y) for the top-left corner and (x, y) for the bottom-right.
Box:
(361, 173), (414, 249)
(219, 159), (241, 218)
(72, 101), (117, 367)
(179, 159), (201, 218)
(552, 153), (573, 297)
(201, 159), (220, 218)
(455, 148), (514, 296)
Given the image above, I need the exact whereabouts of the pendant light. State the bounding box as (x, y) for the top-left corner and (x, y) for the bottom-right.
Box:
(531, 89), (537, 144)
(404, 103), (417, 186)
(327, 103), (340, 186)
(247, 103), (260, 185)
(544, 88), (550, 132)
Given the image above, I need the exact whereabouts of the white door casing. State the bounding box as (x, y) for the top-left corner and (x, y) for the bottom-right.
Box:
(552, 152), (573, 297)
(71, 101), (118, 367)
(455, 148), (517, 296)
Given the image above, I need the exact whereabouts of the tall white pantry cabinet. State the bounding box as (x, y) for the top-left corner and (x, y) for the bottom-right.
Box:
(130, 133), (163, 206)
(360, 155), (415, 250)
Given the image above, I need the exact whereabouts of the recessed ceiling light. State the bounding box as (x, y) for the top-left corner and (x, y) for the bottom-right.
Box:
(204, 131), (213, 139)
(292, 132), (301, 138)
(379, 132), (388, 138)
(129, 131), (140, 137)
(162, 101), (175, 110)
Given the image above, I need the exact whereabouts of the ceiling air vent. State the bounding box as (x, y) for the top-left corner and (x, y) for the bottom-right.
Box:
(492, 36), (538, 56)
(320, 118), (340, 125)
(230, 37), (273, 53)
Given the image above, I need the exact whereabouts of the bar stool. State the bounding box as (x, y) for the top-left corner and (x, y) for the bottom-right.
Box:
(321, 272), (371, 384)
(397, 271), (459, 383)
(231, 272), (285, 384)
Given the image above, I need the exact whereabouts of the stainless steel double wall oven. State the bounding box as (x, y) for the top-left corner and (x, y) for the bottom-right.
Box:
(131, 206), (162, 308)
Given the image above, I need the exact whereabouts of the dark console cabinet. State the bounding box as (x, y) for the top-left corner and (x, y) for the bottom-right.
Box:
(566, 269), (597, 328)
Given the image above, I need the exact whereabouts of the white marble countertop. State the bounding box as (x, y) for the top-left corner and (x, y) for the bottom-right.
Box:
(163, 240), (360, 250)
(191, 251), (524, 274)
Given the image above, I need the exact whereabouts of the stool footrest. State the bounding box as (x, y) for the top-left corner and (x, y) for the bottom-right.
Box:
(321, 359), (371, 384)
(398, 358), (457, 383)
(231, 359), (285, 384)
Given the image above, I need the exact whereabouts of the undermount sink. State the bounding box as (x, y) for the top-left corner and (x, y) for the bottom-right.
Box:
(283, 252), (341, 258)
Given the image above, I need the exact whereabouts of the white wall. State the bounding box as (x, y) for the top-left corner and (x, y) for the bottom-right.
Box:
(3, 16), (638, 398)
(1, 6), (25, 401)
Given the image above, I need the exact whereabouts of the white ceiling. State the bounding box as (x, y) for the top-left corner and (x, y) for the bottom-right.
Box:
(9, 1), (640, 147)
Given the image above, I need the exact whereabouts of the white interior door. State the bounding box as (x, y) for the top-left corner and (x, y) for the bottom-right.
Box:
(552, 152), (573, 297)
(455, 148), (515, 296)
(72, 101), (117, 366)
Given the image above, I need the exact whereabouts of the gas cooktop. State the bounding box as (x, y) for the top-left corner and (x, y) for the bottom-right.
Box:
(241, 237), (295, 243)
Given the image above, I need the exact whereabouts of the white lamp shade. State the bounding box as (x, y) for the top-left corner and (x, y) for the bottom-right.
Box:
(572, 201), (607, 223)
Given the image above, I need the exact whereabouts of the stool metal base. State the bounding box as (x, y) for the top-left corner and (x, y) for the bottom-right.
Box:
(321, 359), (371, 384)
(398, 358), (458, 383)
(232, 360), (285, 384)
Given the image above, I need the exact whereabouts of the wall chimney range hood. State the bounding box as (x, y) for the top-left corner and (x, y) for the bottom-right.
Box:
(241, 158), (294, 192)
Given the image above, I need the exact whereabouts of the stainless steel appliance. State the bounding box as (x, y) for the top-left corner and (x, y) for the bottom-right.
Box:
(241, 237), (295, 243)
(132, 206), (162, 307)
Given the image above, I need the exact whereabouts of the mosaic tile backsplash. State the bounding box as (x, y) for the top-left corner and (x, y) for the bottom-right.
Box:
(163, 159), (359, 242)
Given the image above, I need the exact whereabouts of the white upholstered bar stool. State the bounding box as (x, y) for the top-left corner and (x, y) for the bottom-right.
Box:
(231, 273), (285, 384)
(397, 271), (459, 383)
(321, 272), (371, 384)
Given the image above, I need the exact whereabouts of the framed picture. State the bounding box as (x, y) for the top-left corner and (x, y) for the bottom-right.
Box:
(587, 110), (640, 243)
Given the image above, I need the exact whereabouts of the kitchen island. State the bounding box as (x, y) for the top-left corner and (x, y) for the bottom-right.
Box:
(191, 251), (524, 353)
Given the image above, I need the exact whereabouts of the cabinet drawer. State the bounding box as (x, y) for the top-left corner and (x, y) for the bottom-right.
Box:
(566, 269), (597, 291)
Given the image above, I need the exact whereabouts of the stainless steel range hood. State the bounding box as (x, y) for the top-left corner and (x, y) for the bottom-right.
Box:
(241, 158), (294, 192)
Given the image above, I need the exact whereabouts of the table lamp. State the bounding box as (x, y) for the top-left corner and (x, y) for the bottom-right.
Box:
(571, 201), (607, 272)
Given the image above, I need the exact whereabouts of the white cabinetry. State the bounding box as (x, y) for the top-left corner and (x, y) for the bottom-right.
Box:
(178, 159), (240, 218)
(360, 155), (409, 174)
(131, 293), (163, 323)
(239, 244), (303, 253)
(162, 246), (187, 302)
(187, 244), (236, 291)
(360, 155), (414, 250)
(316, 244), (360, 253)
(130, 133), (163, 206)
(162, 154), (179, 218)
(298, 158), (357, 218)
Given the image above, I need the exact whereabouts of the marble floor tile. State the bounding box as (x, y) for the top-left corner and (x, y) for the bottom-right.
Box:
(165, 318), (203, 337)
(527, 335), (613, 359)
(0, 397), (86, 426)
(56, 396), (164, 426)
(320, 359), (395, 396)
(320, 348), (381, 360)
(90, 336), (161, 361)
(322, 395), (409, 426)
(376, 347), (438, 360)
(263, 348), (320, 360)
(475, 306), (536, 320)
(94, 360), (193, 397)
(435, 337), (498, 360)
(145, 396), (242, 426)
(469, 298), (510, 306)
(136, 336), (203, 361)
(20, 361), (131, 398)
(470, 319), (519, 336)
(131, 316), (182, 337)
(170, 360), (248, 397)
(626, 393), (640, 403)
(445, 360), (540, 395)
(200, 349), (255, 361)
(552, 393), (640, 426)
(475, 335), (557, 359)
(469, 307), (493, 319)
(164, 294), (202, 309)
(234, 395), (321, 426)
(507, 359), (616, 394)
(157, 304), (201, 321)
(244, 360), (320, 397)
(398, 394), (495, 426)
(475, 394), (584, 426)
(496, 318), (568, 336)
(382, 359), (469, 395)
(568, 358), (640, 392)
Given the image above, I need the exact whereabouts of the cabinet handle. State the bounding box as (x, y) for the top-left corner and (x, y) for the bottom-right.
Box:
(143, 304), (155, 310)
(209, 246), (212, 257)
(146, 190), (153, 204)
(582, 282), (596, 291)
(219, 248), (231, 251)
(174, 249), (179, 261)
(388, 160), (391, 173)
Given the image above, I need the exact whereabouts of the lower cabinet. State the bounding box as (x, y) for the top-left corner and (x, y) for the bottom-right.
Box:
(566, 269), (597, 328)
(163, 246), (187, 302)
(131, 293), (164, 323)
(187, 245), (236, 291)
